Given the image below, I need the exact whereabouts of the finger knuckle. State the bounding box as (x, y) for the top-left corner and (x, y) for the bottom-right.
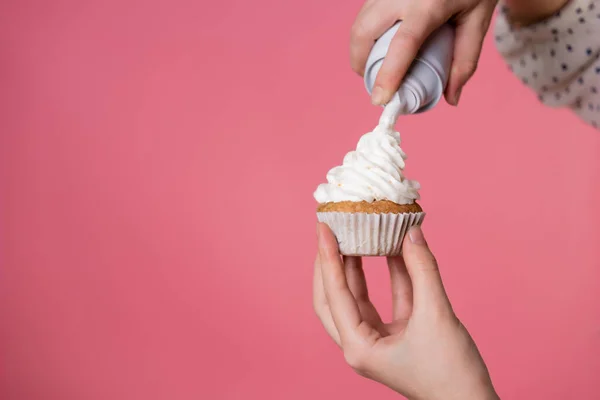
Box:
(349, 54), (363, 75)
(421, 1), (446, 23)
(343, 347), (370, 372)
(479, 17), (492, 34)
(460, 60), (478, 79)
(410, 0), (447, 24)
(415, 252), (439, 272)
(393, 27), (422, 54)
(350, 20), (369, 42)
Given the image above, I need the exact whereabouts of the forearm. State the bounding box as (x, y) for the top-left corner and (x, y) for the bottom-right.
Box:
(503, 0), (570, 25)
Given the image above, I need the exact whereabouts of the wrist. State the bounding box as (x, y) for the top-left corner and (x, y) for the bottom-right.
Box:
(435, 372), (499, 400)
(444, 385), (499, 400)
(463, 385), (499, 400)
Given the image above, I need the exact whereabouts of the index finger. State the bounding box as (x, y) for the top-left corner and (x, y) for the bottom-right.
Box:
(372, 8), (447, 105)
(317, 223), (363, 345)
(350, 0), (402, 76)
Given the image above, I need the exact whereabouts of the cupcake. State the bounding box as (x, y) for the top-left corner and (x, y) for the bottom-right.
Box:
(314, 117), (425, 256)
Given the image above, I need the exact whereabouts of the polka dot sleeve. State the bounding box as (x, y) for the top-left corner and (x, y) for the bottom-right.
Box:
(494, 0), (600, 129)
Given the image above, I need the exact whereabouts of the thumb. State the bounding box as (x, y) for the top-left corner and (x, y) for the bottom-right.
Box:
(402, 226), (452, 314)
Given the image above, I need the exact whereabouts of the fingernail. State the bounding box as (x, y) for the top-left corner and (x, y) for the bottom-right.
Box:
(409, 226), (425, 245)
(454, 87), (463, 106)
(371, 86), (386, 106)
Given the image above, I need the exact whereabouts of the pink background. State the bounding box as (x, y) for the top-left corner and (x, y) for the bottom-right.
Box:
(1, 1), (599, 399)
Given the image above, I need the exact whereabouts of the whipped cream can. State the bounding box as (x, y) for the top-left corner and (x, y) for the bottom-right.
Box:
(364, 22), (455, 114)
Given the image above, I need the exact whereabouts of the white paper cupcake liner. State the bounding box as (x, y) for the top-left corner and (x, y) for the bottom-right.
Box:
(317, 212), (426, 256)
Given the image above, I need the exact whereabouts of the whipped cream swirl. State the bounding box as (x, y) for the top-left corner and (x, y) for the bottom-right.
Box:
(314, 96), (420, 205)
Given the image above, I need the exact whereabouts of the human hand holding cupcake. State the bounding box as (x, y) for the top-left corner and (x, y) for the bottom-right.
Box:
(314, 98), (425, 256)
